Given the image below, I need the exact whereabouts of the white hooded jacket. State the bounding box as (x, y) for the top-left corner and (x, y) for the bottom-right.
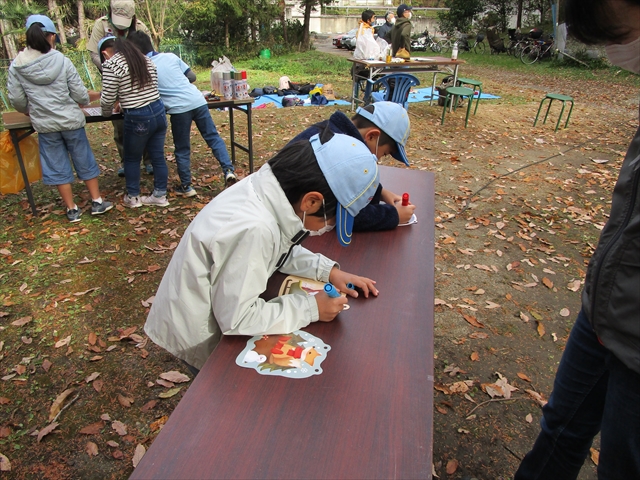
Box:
(144, 164), (337, 369)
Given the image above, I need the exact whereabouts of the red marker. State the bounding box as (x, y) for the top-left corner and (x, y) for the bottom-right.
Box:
(402, 193), (410, 206)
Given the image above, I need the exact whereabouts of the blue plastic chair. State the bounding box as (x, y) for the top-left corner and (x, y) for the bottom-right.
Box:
(363, 73), (420, 110)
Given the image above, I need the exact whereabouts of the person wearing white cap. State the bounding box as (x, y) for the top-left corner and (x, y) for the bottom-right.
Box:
(288, 101), (416, 231)
(144, 131), (380, 373)
(7, 15), (112, 223)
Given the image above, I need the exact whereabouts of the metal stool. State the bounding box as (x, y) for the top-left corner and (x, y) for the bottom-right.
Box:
(441, 86), (475, 128)
(534, 93), (574, 132)
(456, 77), (482, 115)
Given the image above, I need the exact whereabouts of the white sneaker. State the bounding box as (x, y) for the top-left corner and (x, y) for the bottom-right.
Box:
(123, 194), (142, 208)
(141, 194), (170, 207)
(225, 171), (238, 187)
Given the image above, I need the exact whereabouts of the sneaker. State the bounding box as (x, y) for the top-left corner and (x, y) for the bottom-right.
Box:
(224, 171), (238, 187)
(141, 194), (170, 207)
(91, 200), (114, 215)
(174, 185), (197, 197)
(123, 194), (142, 208)
(118, 166), (125, 177)
(145, 164), (154, 175)
(66, 208), (82, 223)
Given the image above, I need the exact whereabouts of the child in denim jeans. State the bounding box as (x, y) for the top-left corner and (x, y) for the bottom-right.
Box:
(127, 31), (237, 195)
(7, 15), (113, 222)
(100, 37), (168, 208)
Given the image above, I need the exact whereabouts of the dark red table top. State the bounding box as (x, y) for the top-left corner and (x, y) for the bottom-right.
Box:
(131, 165), (435, 479)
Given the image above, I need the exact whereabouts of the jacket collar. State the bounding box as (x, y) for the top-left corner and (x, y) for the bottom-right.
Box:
(250, 164), (308, 247)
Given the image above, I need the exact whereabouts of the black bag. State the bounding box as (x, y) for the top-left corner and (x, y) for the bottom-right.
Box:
(249, 88), (263, 98)
(262, 86), (277, 95)
(289, 82), (315, 94)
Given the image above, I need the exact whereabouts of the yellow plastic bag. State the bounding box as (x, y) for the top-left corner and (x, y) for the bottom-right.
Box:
(0, 130), (42, 194)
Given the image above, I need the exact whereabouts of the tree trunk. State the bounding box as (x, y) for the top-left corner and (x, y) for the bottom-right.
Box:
(302, 1), (313, 49)
(279, 0), (287, 43)
(48, 0), (67, 44)
(225, 21), (229, 49)
(77, 0), (86, 39)
(0, 18), (18, 59)
(516, 0), (523, 29)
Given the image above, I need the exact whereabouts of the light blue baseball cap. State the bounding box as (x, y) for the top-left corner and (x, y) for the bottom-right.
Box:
(356, 101), (411, 166)
(26, 14), (57, 34)
(310, 133), (380, 247)
(98, 35), (116, 53)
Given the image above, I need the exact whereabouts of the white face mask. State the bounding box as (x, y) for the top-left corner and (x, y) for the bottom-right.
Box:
(407, 12), (412, 20)
(605, 37), (640, 74)
(302, 200), (336, 237)
(390, 17), (396, 25)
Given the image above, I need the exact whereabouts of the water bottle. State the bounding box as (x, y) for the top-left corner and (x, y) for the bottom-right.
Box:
(451, 42), (458, 60)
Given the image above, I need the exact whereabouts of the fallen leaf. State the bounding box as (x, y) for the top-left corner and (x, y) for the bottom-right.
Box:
(158, 387), (182, 399)
(446, 459), (459, 474)
(0, 426), (11, 438)
(449, 381), (469, 394)
(147, 265), (161, 273)
(552, 332), (558, 342)
(140, 400), (157, 412)
(485, 301), (501, 309)
(559, 308), (570, 317)
(590, 447), (599, 465)
(159, 371), (190, 384)
(525, 389), (548, 407)
(0, 398), (9, 405)
(106, 440), (119, 447)
(37, 422), (59, 442)
(156, 379), (174, 388)
(469, 332), (489, 339)
(436, 405), (448, 414)
(517, 372), (532, 382)
(49, 388), (75, 422)
(470, 352), (479, 362)
(537, 321), (546, 337)
(86, 441), (99, 456)
(525, 413), (533, 423)
(21, 337), (32, 344)
(93, 379), (104, 392)
(542, 277), (554, 289)
(132, 444), (146, 468)
(11, 316), (32, 327)
(85, 372), (100, 383)
(88, 332), (97, 346)
(150, 415), (169, 432)
(112, 450), (124, 459)
(457, 428), (470, 434)
(117, 394), (133, 408)
(462, 314), (485, 328)
(0, 453), (10, 471)
(567, 280), (581, 292)
(79, 420), (103, 435)
(112, 420), (127, 436)
(54, 335), (71, 349)
(42, 359), (53, 372)
(100, 414), (111, 421)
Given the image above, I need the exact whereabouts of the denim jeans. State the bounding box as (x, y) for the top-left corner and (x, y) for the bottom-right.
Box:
(123, 99), (168, 197)
(515, 309), (640, 480)
(170, 104), (234, 188)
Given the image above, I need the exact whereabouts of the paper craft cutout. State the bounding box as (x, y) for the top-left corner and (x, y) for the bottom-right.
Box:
(279, 275), (349, 309)
(399, 213), (418, 226)
(236, 330), (331, 378)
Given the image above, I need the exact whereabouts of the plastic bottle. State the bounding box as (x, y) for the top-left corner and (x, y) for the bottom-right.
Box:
(451, 42), (458, 60)
(222, 72), (233, 100)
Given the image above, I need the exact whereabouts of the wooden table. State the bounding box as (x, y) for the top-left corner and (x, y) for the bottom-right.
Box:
(1, 98), (254, 216)
(130, 166), (435, 480)
(348, 56), (465, 110)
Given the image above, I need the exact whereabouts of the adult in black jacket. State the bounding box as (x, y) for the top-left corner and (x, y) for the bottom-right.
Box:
(515, 0), (640, 478)
(377, 12), (395, 44)
(288, 103), (416, 231)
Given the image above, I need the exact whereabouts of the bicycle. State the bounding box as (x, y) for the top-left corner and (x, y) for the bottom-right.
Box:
(454, 33), (486, 54)
(410, 30), (442, 53)
(520, 38), (555, 64)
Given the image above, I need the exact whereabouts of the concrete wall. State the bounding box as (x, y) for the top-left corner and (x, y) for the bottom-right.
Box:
(311, 15), (441, 36)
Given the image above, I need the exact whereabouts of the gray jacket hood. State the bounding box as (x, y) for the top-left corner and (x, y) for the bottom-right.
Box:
(12, 49), (64, 86)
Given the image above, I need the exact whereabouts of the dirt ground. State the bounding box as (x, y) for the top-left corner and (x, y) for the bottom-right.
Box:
(1, 42), (639, 479)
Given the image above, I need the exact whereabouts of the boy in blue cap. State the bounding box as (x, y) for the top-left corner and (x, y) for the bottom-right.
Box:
(288, 101), (416, 231)
(145, 131), (380, 372)
(127, 31), (237, 194)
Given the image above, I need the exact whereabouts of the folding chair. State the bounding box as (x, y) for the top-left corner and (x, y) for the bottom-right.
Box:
(363, 73), (420, 110)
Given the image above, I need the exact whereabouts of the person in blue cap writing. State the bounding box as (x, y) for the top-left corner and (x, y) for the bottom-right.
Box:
(145, 131), (380, 374)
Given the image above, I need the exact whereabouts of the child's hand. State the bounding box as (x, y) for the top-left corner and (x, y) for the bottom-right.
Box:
(395, 203), (416, 224)
(381, 188), (401, 205)
(329, 268), (378, 298)
(315, 294), (348, 322)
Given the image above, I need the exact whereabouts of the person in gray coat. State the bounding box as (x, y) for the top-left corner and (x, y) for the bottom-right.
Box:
(377, 12), (395, 44)
(8, 15), (112, 223)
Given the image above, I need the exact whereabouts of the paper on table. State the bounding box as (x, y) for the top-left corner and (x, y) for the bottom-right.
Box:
(398, 213), (418, 226)
(82, 107), (103, 117)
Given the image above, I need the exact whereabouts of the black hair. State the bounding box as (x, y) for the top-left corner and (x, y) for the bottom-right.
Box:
(127, 30), (154, 55)
(99, 38), (115, 63)
(25, 23), (53, 54)
(108, 7), (138, 33)
(268, 127), (338, 218)
(565, 0), (640, 44)
(351, 104), (395, 149)
(114, 37), (152, 89)
(362, 10), (376, 23)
